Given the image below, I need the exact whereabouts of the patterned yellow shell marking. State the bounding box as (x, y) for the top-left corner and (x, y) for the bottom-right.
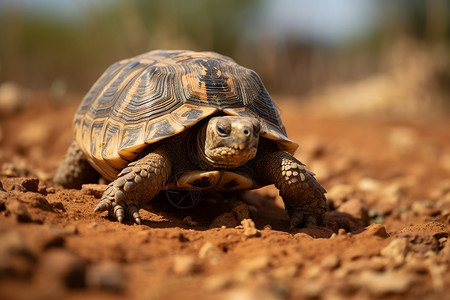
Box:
(73, 50), (298, 180)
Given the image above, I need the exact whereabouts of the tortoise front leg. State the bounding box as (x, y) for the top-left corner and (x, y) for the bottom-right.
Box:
(256, 151), (327, 228)
(94, 149), (171, 224)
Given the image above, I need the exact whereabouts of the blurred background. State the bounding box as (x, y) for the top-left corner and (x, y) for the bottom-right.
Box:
(0, 0), (449, 118)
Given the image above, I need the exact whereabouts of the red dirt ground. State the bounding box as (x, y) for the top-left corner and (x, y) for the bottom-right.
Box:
(0, 92), (450, 300)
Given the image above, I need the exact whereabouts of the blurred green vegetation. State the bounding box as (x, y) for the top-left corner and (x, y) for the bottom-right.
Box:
(0, 0), (449, 96)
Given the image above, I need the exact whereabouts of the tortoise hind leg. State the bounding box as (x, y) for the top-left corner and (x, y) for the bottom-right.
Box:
(53, 140), (100, 189)
(94, 148), (171, 224)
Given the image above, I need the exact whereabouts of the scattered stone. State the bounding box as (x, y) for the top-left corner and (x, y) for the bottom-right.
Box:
(369, 256), (390, 272)
(335, 259), (388, 278)
(1, 177), (40, 192)
(0, 81), (27, 116)
(381, 238), (409, 264)
(240, 256), (269, 272)
(361, 224), (389, 239)
(64, 225), (78, 235)
(1, 162), (30, 178)
(183, 216), (198, 227)
(321, 254), (340, 270)
(203, 274), (232, 292)
(88, 222), (99, 229)
(0, 230), (35, 278)
(376, 182), (406, 215)
(38, 249), (86, 289)
(28, 225), (66, 251)
(263, 225), (272, 230)
(12, 184), (27, 193)
(52, 201), (66, 211)
(86, 261), (125, 292)
(358, 177), (381, 193)
(232, 203), (249, 222)
(21, 193), (53, 211)
(397, 232), (440, 254)
(351, 270), (413, 295)
(20, 178), (39, 193)
(338, 228), (346, 236)
(5, 198), (32, 222)
(337, 198), (370, 227)
(172, 255), (202, 275)
(326, 184), (354, 209)
(241, 219), (260, 237)
(46, 187), (56, 194)
(368, 209), (385, 224)
(210, 212), (238, 229)
(428, 263), (446, 291)
(198, 242), (221, 265)
(81, 184), (108, 198)
(300, 279), (327, 298)
(36, 170), (53, 183)
(411, 200), (439, 216)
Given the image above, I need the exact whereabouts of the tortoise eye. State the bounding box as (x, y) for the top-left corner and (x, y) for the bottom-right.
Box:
(216, 124), (230, 137)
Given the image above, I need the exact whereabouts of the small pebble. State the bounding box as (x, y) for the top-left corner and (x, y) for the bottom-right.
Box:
(38, 249), (86, 289)
(351, 270), (413, 295)
(5, 198), (32, 222)
(172, 255), (202, 275)
(183, 216), (198, 227)
(210, 212), (237, 229)
(12, 184), (27, 193)
(321, 254), (340, 270)
(241, 219), (260, 237)
(86, 262), (125, 292)
(198, 242), (221, 265)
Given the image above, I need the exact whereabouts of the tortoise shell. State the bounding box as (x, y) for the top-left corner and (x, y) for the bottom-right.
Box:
(73, 50), (298, 181)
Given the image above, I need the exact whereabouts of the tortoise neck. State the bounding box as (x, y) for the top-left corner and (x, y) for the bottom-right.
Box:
(190, 122), (216, 170)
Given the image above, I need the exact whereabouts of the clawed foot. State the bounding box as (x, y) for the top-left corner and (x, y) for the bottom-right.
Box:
(94, 198), (142, 224)
(289, 210), (319, 229)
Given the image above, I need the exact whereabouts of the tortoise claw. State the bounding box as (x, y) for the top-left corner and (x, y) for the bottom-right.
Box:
(305, 215), (317, 228)
(94, 199), (111, 213)
(289, 211), (304, 229)
(126, 205), (141, 225)
(114, 205), (125, 223)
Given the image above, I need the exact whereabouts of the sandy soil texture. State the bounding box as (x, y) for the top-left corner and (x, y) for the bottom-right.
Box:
(0, 93), (450, 300)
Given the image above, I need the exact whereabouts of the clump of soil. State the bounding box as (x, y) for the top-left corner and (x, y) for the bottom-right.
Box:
(0, 93), (449, 299)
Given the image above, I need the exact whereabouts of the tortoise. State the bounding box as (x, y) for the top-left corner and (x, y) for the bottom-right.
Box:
(54, 50), (327, 228)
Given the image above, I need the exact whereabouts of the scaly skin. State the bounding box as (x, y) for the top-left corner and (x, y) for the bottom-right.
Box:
(53, 140), (100, 189)
(93, 148), (171, 224)
(256, 151), (327, 228)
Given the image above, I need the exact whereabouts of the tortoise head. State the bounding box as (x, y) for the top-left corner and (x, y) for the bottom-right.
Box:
(197, 116), (260, 168)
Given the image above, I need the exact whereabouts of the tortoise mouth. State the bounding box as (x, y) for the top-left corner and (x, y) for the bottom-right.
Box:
(205, 145), (258, 168)
(209, 145), (257, 157)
